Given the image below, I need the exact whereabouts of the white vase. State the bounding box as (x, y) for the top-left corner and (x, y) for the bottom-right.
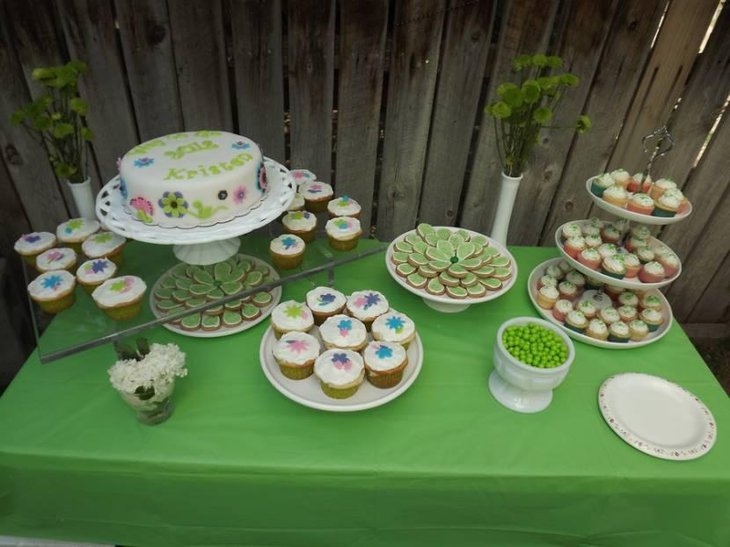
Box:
(66, 177), (97, 220)
(489, 171), (523, 246)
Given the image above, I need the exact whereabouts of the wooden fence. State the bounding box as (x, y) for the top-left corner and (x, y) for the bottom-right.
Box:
(0, 0), (729, 332)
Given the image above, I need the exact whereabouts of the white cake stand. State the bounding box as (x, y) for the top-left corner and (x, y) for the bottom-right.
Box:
(96, 158), (295, 264)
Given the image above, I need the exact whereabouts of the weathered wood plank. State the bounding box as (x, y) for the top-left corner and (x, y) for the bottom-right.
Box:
(58, 0), (139, 183)
(608, 0), (718, 174)
(114, 0), (183, 140)
(0, 154), (31, 308)
(418, 0), (496, 227)
(508, 0), (617, 245)
(287, 0), (335, 179)
(168, 0), (231, 131)
(460, 0), (560, 235)
(375, 0), (446, 240)
(653, 3), (730, 188)
(230, 0), (285, 161)
(689, 251), (730, 324)
(540, 0), (666, 245)
(662, 113), (730, 262)
(335, 0), (389, 232)
(0, 4), (69, 230)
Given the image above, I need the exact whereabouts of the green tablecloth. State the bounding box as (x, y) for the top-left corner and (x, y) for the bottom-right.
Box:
(0, 244), (728, 546)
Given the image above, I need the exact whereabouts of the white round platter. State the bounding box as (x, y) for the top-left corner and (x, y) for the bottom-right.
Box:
(96, 157), (295, 263)
(385, 227), (518, 313)
(527, 258), (672, 349)
(149, 255), (281, 338)
(555, 220), (681, 290)
(586, 176), (692, 225)
(598, 372), (716, 460)
(260, 327), (423, 412)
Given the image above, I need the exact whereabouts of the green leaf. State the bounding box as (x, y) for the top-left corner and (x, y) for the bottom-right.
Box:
(10, 110), (26, 125)
(69, 97), (88, 115)
(546, 55), (563, 68)
(487, 101), (512, 120)
(31, 67), (55, 81)
(66, 60), (88, 75)
(31, 115), (52, 131)
(496, 82), (518, 98)
(533, 107), (553, 125)
(576, 115), (592, 133)
(52, 123), (74, 139)
(532, 54), (548, 67)
(136, 337), (150, 357)
(80, 126), (94, 141)
(512, 54), (532, 71)
(561, 73), (579, 87)
(522, 80), (541, 104)
(54, 163), (76, 179)
(113, 340), (137, 360)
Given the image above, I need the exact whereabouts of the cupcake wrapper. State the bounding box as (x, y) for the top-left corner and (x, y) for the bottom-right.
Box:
(102, 300), (142, 321)
(646, 323), (660, 332)
(652, 207), (676, 218)
(590, 182), (607, 197)
(608, 334), (629, 343)
(304, 199), (329, 214)
(601, 269), (625, 279)
(565, 323), (585, 333)
(367, 369), (404, 389)
(38, 291), (76, 314)
(279, 363), (314, 380)
(328, 235), (360, 252)
(320, 381), (361, 399)
(270, 251), (304, 270)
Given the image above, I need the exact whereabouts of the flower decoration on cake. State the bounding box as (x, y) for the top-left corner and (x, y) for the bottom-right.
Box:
(159, 191), (189, 218)
(337, 318), (352, 337)
(257, 164), (268, 193)
(375, 344), (393, 359)
(333, 218), (351, 231)
(337, 196), (352, 207)
(307, 183), (323, 194)
(41, 274), (62, 291)
(232, 185), (247, 205)
(109, 277), (134, 293)
(284, 303), (306, 319)
(331, 352), (352, 371)
(280, 236), (298, 250)
(87, 259), (110, 274)
(133, 157), (154, 168)
(385, 316), (405, 334)
(92, 232), (113, 244)
(293, 172), (305, 180)
(23, 234), (41, 243)
(317, 293), (336, 306)
(354, 292), (381, 310)
(289, 211), (310, 221)
(130, 197), (154, 223)
(231, 141), (250, 150)
(285, 338), (310, 354)
(45, 250), (64, 263)
(64, 219), (84, 234)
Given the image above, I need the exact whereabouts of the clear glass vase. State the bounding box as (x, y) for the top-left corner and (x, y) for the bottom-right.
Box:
(120, 382), (175, 425)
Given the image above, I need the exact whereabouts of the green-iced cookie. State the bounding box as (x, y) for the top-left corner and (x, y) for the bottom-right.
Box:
(394, 240), (413, 253)
(467, 284), (487, 298)
(220, 281), (243, 296)
(214, 262), (232, 281)
(428, 259), (451, 272)
(239, 259), (254, 273)
(160, 277), (177, 289)
(204, 305), (224, 316)
(482, 247), (500, 259)
(405, 233), (424, 247)
(456, 242), (476, 261)
(224, 299), (242, 311)
(396, 263), (416, 277)
(223, 268), (246, 283)
(460, 257), (482, 270)
(436, 228), (451, 240)
(222, 311), (243, 327)
(207, 289), (224, 300)
(480, 278), (502, 290)
(447, 263), (467, 278)
(154, 286), (174, 299)
(424, 232), (440, 247)
(245, 271), (264, 288)
(201, 315), (221, 330)
(411, 241), (427, 255)
(170, 263), (189, 278)
(439, 271), (460, 287)
(460, 272), (478, 287)
(192, 270), (214, 285)
(492, 267), (512, 280)
(425, 247), (449, 262)
(407, 253), (429, 267)
(458, 229), (471, 240)
(189, 283), (214, 296)
(185, 297), (207, 308)
(172, 289), (192, 302)
(180, 313), (202, 330)
(471, 234), (488, 248)
(391, 251), (409, 265)
(418, 265), (438, 278)
(446, 285), (468, 299)
(406, 272), (427, 289)
(436, 239), (455, 257)
(490, 256), (511, 268)
(426, 277), (446, 295)
(448, 233), (465, 247)
(252, 291), (273, 307)
(416, 223), (435, 238)
(241, 303), (261, 320)
(175, 277), (193, 290)
(474, 266), (495, 278)
(157, 299), (183, 313)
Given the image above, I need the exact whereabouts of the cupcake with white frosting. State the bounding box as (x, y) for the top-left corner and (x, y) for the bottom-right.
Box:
(372, 310), (416, 348)
(281, 211), (317, 243)
(306, 286), (347, 325)
(269, 234), (305, 270)
(14, 232), (56, 266)
(602, 185), (629, 208)
(314, 349), (365, 399)
(289, 169), (317, 187)
(81, 231), (127, 266)
(28, 270), (76, 314)
(653, 192), (680, 217)
(56, 218), (101, 253)
(92, 275), (147, 320)
(610, 169), (631, 188)
(319, 314), (367, 351)
(287, 192), (305, 212)
(36, 247), (78, 273)
(346, 290), (389, 328)
(586, 319), (609, 341)
(270, 300), (314, 338)
(363, 341), (408, 388)
(327, 195), (361, 219)
(273, 331), (321, 379)
(76, 258), (117, 293)
(300, 180), (334, 213)
(325, 216), (363, 251)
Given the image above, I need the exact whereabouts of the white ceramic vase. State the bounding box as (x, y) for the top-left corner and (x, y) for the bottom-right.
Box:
(489, 171), (523, 246)
(67, 177), (97, 220)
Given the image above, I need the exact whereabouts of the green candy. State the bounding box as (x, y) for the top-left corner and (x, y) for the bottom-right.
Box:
(502, 324), (567, 369)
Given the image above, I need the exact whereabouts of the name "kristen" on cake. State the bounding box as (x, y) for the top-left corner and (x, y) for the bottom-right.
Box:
(163, 153), (254, 180)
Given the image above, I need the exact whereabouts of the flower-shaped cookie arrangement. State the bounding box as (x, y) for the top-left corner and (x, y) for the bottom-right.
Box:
(152, 254), (276, 332)
(390, 224), (513, 300)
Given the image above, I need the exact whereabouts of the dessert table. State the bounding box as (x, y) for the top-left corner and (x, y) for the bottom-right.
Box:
(0, 243), (728, 547)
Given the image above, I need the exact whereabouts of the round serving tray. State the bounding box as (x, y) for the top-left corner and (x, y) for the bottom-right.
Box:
(527, 258), (672, 349)
(555, 220), (681, 290)
(96, 157), (296, 245)
(149, 254), (281, 338)
(586, 176), (692, 225)
(260, 327), (423, 412)
(385, 226), (518, 313)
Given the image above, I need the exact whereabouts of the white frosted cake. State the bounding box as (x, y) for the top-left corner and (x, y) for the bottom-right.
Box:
(119, 130), (267, 228)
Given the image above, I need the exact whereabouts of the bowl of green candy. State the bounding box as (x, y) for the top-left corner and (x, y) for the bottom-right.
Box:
(489, 317), (575, 413)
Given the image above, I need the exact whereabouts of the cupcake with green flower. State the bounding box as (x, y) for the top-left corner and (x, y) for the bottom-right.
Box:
(92, 275), (147, 320)
(327, 195), (361, 219)
(81, 231), (127, 266)
(56, 218), (101, 253)
(325, 216), (362, 251)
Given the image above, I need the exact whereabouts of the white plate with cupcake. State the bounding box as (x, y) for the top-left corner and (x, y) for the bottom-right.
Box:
(586, 172), (692, 225)
(554, 219), (681, 290)
(527, 258), (673, 349)
(386, 224), (518, 313)
(260, 288), (423, 412)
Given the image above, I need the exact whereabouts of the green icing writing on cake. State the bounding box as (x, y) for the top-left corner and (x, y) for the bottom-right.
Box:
(163, 153), (253, 181)
(188, 201), (227, 220)
(128, 139), (166, 156)
(164, 140), (220, 160)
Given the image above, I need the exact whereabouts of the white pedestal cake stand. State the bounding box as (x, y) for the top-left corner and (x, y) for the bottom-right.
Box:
(95, 157), (296, 265)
